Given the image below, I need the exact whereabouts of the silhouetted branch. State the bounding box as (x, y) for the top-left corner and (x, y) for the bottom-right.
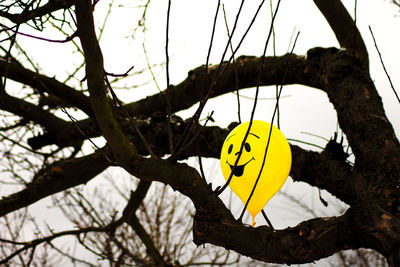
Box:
(368, 26), (399, 103)
(0, 220), (120, 265)
(305, 47), (400, 215)
(0, 59), (93, 117)
(0, 148), (111, 217)
(0, 0), (398, 264)
(75, 0), (140, 167)
(0, 0), (75, 25)
(26, 53), (312, 149)
(312, 0), (369, 68)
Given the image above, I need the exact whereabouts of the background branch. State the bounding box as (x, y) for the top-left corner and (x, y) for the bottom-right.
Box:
(0, 0), (75, 25)
(0, 148), (111, 217)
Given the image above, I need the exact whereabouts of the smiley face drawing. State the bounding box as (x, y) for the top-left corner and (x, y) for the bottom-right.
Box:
(220, 120), (291, 226)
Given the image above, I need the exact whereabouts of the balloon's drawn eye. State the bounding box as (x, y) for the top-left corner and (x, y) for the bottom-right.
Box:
(245, 142), (251, 152)
(228, 144), (233, 154)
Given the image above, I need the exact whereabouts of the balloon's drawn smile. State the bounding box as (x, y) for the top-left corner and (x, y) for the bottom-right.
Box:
(227, 157), (254, 177)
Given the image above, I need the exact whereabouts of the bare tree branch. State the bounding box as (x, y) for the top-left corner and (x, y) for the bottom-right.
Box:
(312, 0), (369, 68)
(126, 54), (312, 117)
(0, 124), (357, 220)
(0, 0), (75, 25)
(0, 59), (93, 117)
(24, 54), (311, 149)
(124, 212), (171, 266)
(0, 0), (398, 265)
(75, 0), (140, 167)
(193, 200), (400, 265)
(290, 142), (354, 205)
(305, 47), (400, 215)
(0, 148), (111, 217)
(0, 222), (118, 266)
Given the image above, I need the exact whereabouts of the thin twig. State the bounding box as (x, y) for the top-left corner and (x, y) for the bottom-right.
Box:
(216, 0), (280, 196)
(205, 0), (221, 75)
(171, 0), (264, 161)
(165, 0), (174, 155)
(286, 138), (324, 150)
(143, 43), (162, 92)
(61, 108), (113, 163)
(261, 209), (274, 229)
(104, 77), (156, 158)
(222, 4), (241, 123)
(1, 23), (19, 93)
(270, 0), (280, 129)
(0, 23), (77, 43)
(105, 66), (134, 77)
(368, 26), (400, 104)
(239, 30), (300, 222)
(0, 223), (121, 265)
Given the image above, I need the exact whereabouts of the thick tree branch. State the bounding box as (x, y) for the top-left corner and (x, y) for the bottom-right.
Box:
(0, 92), (67, 133)
(119, 156), (398, 265)
(0, 88), (95, 149)
(313, 0), (369, 68)
(26, 54), (313, 149)
(75, 0), (140, 166)
(193, 200), (400, 264)
(0, 59), (93, 117)
(305, 47), (400, 214)
(126, 54), (313, 117)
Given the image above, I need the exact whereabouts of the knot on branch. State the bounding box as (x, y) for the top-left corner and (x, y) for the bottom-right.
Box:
(306, 47), (367, 88)
(193, 210), (213, 235)
(193, 207), (225, 246)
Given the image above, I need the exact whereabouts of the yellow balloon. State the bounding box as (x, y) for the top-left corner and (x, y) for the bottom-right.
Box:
(220, 120), (291, 226)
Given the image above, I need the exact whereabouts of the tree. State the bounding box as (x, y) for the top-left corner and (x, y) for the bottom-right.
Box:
(0, 0), (399, 266)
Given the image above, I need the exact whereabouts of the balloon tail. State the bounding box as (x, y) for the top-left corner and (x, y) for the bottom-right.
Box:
(251, 218), (256, 227)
